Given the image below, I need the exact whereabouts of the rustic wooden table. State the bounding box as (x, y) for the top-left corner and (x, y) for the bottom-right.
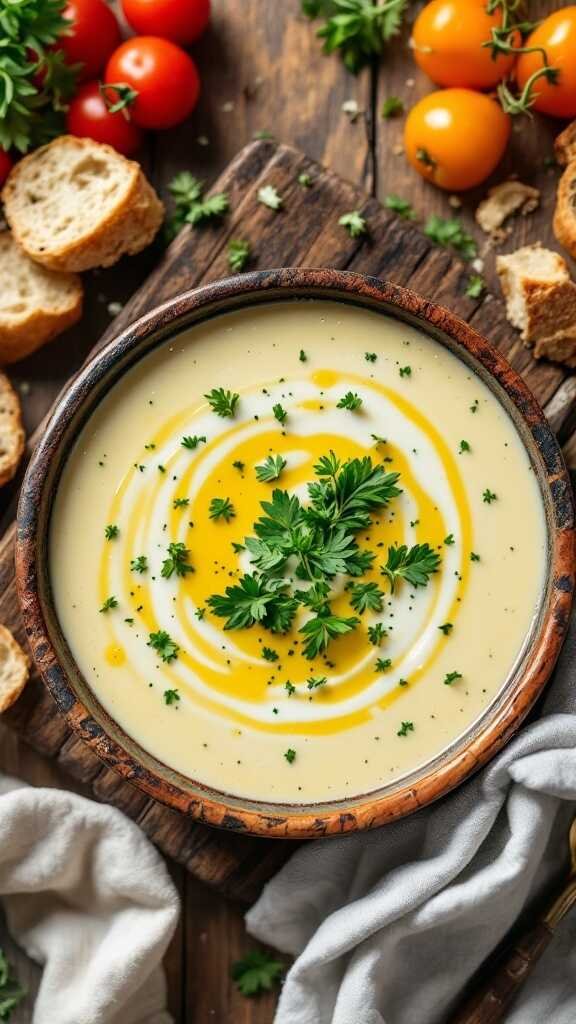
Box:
(0, 2), (572, 1020)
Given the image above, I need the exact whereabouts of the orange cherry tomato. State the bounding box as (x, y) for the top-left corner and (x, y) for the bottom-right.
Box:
(516, 7), (576, 119)
(404, 89), (511, 191)
(411, 0), (519, 89)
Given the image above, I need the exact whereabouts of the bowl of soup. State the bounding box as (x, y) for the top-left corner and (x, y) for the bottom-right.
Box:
(16, 269), (575, 836)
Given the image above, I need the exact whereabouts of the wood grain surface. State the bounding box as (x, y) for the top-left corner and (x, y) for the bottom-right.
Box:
(1, 2), (573, 1021)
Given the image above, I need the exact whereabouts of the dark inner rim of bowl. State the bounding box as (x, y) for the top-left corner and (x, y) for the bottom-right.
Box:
(33, 287), (561, 814)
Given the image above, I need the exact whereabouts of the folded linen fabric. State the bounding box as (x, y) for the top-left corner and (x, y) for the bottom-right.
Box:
(247, 613), (576, 1024)
(0, 777), (179, 1024)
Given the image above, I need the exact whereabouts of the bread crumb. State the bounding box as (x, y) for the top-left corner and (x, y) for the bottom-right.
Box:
(476, 181), (540, 235)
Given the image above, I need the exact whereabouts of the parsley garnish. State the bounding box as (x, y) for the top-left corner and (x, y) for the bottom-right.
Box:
(130, 555), (148, 573)
(208, 574), (298, 632)
(483, 489), (497, 504)
(205, 388), (239, 418)
(163, 688), (180, 705)
(381, 95), (404, 118)
(104, 524), (119, 540)
(382, 543), (441, 593)
(233, 460), (245, 472)
(298, 172), (312, 188)
(376, 657), (392, 671)
(397, 720), (414, 737)
(349, 581), (383, 613)
(99, 596), (117, 613)
(459, 439), (471, 454)
(299, 348), (307, 361)
(444, 534), (455, 546)
(439, 622), (453, 635)
(444, 671), (462, 685)
(228, 238), (251, 272)
(256, 454), (287, 483)
(231, 949), (284, 997)
(399, 365), (411, 377)
(209, 497), (236, 521)
(338, 210), (367, 238)
(365, 352), (377, 362)
(302, 0), (408, 74)
(424, 215), (477, 261)
(273, 403), (287, 424)
(368, 622), (386, 646)
(337, 391), (362, 411)
(307, 675), (327, 690)
(166, 173), (229, 238)
(148, 630), (179, 662)
(285, 680), (296, 695)
(161, 542), (193, 578)
(465, 274), (485, 299)
(182, 435), (207, 449)
(284, 748), (296, 764)
(173, 497), (190, 508)
(262, 646), (279, 662)
(385, 195), (416, 220)
(470, 399), (479, 414)
(0, 946), (25, 1020)
(300, 613), (359, 659)
(470, 551), (480, 562)
(258, 184), (283, 210)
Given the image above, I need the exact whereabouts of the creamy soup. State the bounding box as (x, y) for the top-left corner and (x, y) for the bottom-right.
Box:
(50, 300), (548, 803)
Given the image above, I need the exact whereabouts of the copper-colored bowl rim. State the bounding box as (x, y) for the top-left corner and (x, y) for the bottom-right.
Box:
(15, 269), (575, 838)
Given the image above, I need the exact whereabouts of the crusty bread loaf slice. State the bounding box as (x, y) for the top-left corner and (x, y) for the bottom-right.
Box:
(2, 136), (164, 272)
(0, 371), (25, 487)
(496, 244), (576, 341)
(0, 624), (29, 713)
(0, 231), (83, 364)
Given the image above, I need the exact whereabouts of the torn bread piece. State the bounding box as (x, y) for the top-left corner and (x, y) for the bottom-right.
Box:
(476, 181), (540, 236)
(0, 371), (25, 486)
(0, 624), (29, 713)
(553, 121), (576, 262)
(2, 136), (164, 272)
(496, 243), (576, 366)
(0, 231), (83, 364)
(555, 120), (576, 166)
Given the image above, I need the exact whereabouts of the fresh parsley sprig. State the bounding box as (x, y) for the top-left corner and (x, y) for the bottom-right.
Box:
(166, 173), (229, 239)
(0, 947), (25, 1020)
(255, 454), (287, 482)
(381, 543), (441, 593)
(302, 0), (408, 74)
(205, 388), (239, 418)
(231, 950), (284, 997)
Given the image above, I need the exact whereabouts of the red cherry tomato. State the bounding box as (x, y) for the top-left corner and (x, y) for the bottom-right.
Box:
(104, 37), (200, 130)
(66, 81), (144, 156)
(59, 0), (121, 81)
(121, 0), (210, 45)
(0, 149), (13, 188)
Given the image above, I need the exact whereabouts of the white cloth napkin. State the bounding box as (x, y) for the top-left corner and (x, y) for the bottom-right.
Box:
(247, 612), (576, 1024)
(0, 776), (179, 1024)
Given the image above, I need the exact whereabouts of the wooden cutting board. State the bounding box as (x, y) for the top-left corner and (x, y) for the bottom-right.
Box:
(1, 140), (575, 904)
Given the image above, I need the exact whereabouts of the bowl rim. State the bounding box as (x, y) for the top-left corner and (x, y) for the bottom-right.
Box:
(15, 268), (575, 839)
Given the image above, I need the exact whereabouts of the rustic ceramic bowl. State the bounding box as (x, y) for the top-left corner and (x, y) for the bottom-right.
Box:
(16, 269), (575, 838)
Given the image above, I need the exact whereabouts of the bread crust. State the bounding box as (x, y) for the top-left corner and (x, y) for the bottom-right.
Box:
(553, 162), (576, 262)
(0, 371), (25, 487)
(2, 136), (164, 273)
(0, 624), (30, 713)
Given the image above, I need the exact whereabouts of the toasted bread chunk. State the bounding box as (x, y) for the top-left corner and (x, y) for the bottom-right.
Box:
(0, 371), (25, 487)
(496, 243), (576, 367)
(0, 232), (83, 364)
(555, 121), (576, 166)
(0, 624), (29, 712)
(476, 181), (539, 235)
(2, 136), (164, 272)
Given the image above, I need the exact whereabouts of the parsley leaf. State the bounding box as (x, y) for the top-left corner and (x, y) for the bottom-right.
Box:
(231, 949), (284, 997)
(338, 210), (367, 237)
(299, 611), (359, 659)
(182, 435), (207, 449)
(163, 688), (180, 705)
(397, 720), (414, 737)
(104, 524), (119, 540)
(148, 630), (179, 663)
(424, 215), (477, 261)
(130, 555), (148, 573)
(368, 622), (387, 646)
(228, 238), (251, 272)
(376, 657), (392, 671)
(0, 947), (25, 1020)
(209, 497), (236, 521)
(255, 454), (287, 483)
(384, 195), (416, 220)
(302, 0), (408, 74)
(381, 95), (404, 118)
(205, 387), (239, 417)
(444, 670), (462, 685)
(166, 172), (229, 238)
(307, 675), (327, 689)
(382, 543), (441, 593)
(273, 403), (287, 424)
(99, 596), (117, 613)
(284, 748), (296, 764)
(483, 488), (497, 504)
(258, 184), (283, 210)
(208, 574), (298, 632)
(262, 646), (279, 662)
(161, 542), (193, 578)
(459, 439), (471, 454)
(349, 581), (384, 613)
(438, 622), (453, 635)
(465, 274), (485, 298)
(337, 391), (362, 411)
(285, 680), (296, 695)
(173, 497), (190, 508)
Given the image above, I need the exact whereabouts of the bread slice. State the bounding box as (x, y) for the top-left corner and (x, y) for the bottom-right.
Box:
(496, 244), (576, 341)
(2, 136), (164, 272)
(0, 624), (29, 713)
(0, 371), (25, 487)
(0, 231), (83, 364)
